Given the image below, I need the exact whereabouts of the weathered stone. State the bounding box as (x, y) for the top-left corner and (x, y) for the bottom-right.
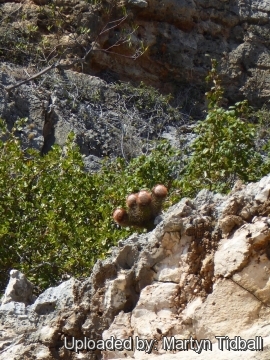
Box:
(2, 175), (270, 359)
(86, 0), (270, 109)
(1, 269), (35, 306)
(1, 0), (270, 130)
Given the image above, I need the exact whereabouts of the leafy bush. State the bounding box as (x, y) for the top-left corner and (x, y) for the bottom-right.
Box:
(0, 121), (179, 291)
(255, 107), (270, 175)
(178, 59), (264, 196)
(3, 58), (270, 293)
(252, 105), (270, 153)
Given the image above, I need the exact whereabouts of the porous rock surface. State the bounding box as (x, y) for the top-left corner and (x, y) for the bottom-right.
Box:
(2, 175), (270, 359)
(1, 0), (270, 117)
(1, 0), (270, 169)
(1, 269), (36, 306)
(76, 0), (270, 106)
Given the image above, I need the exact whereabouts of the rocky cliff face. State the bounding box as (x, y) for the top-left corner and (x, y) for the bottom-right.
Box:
(1, 0), (270, 114)
(79, 0), (270, 107)
(0, 0), (269, 161)
(1, 175), (270, 359)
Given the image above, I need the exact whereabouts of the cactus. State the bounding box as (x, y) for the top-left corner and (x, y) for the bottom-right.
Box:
(113, 184), (168, 231)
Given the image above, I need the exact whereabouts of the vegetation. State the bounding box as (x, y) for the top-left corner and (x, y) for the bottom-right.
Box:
(0, 121), (179, 291)
(1, 59), (270, 292)
(178, 59), (266, 196)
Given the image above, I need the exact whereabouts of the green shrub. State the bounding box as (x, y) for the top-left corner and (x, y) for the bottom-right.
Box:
(178, 59), (264, 196)
(0, 120), (179, 291)
(3, 58), (269, 293)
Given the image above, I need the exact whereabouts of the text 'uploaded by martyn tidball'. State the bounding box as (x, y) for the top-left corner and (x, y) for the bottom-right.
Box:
(64, 335), (264, 354)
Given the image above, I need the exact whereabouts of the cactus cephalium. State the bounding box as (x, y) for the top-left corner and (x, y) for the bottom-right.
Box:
(113, 184), (168, 231)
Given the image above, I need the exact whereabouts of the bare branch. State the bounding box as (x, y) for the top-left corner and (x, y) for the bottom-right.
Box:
(5, 64), (56, 91)
(99, 16), (128, 35)
(100, 48), (144, 60)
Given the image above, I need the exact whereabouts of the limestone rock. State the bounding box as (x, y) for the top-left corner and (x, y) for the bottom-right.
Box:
(87, 0), (270, 109)
(1, 269), (35, 306)
(2, 175), (270, 359)
(1, 0), (270, 125)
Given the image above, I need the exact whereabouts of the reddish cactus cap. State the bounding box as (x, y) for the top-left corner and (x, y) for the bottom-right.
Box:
(152, 184), (168, 198)
(126, 193), (137, 207)
(113, 208), (128, 223)
(137, 190), (151, 206)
